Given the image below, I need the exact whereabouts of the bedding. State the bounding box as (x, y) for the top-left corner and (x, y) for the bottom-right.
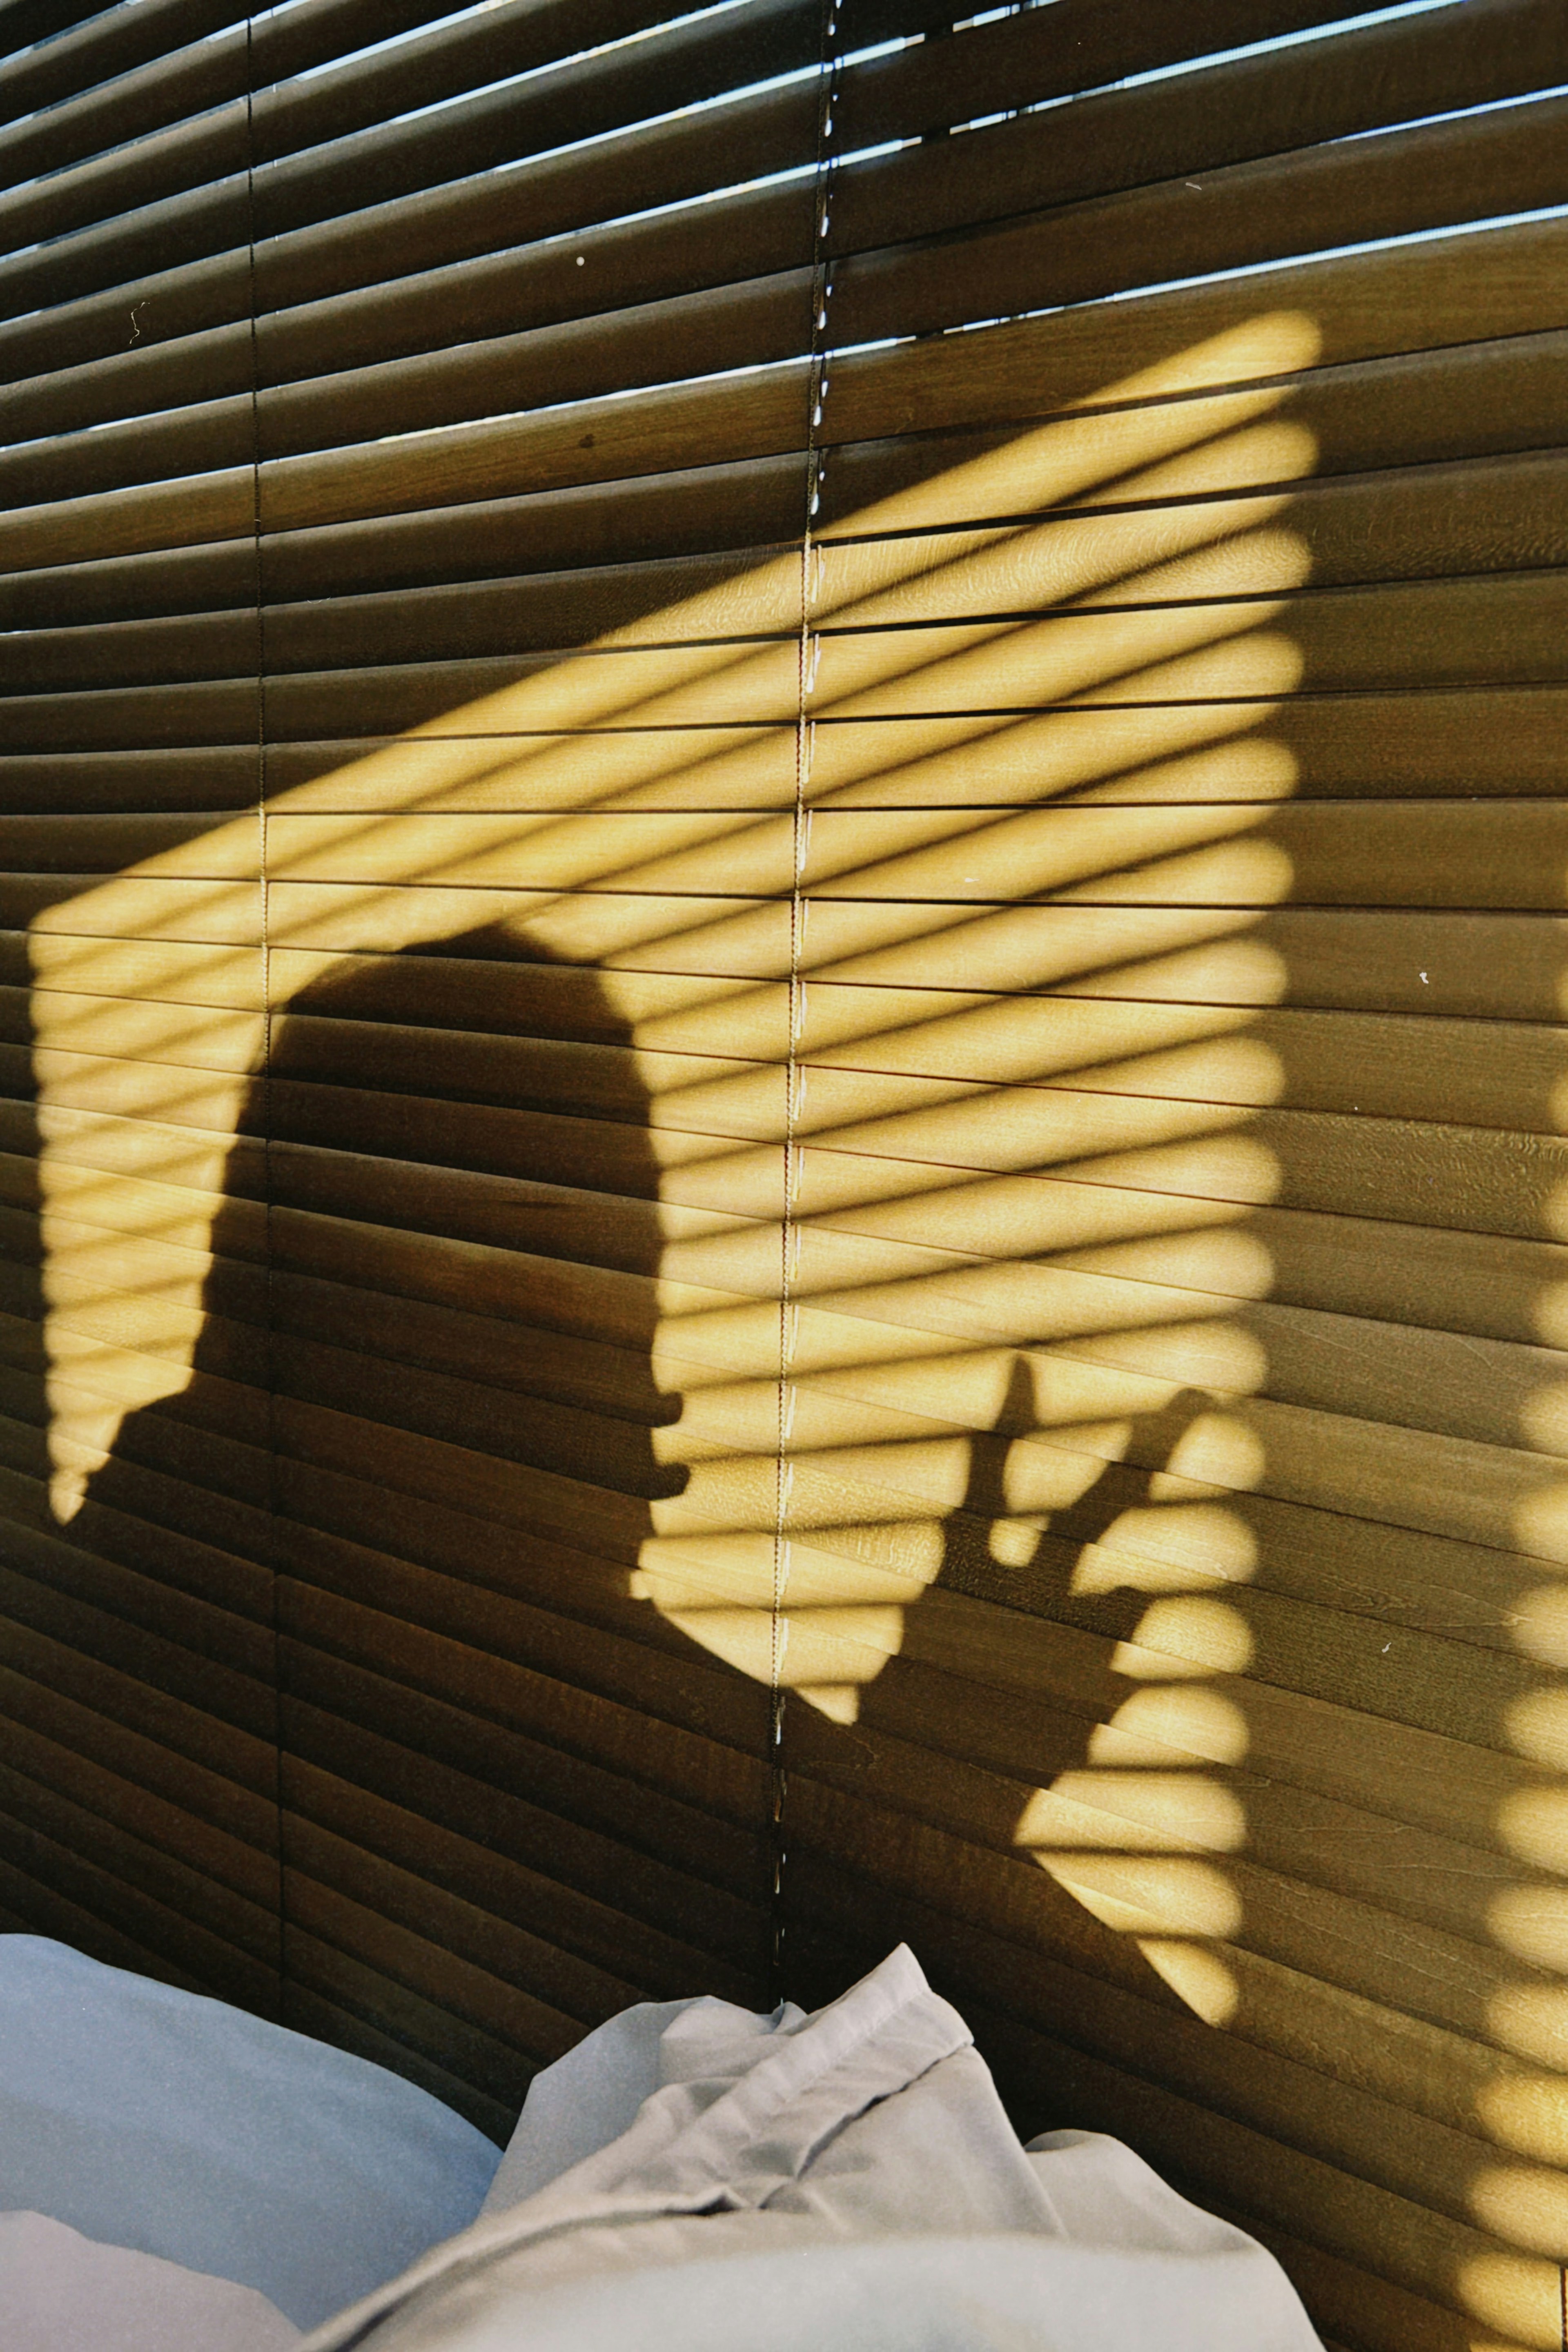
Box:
(0, 1935), (1322, 2349)
(0, 2208), (300, 2352)
(303, 1945), (1322, 2351)
(0, 1934), (498, 2328)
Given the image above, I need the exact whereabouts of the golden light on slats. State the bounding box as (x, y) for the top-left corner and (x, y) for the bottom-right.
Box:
(28, 302), (1568, 2339)
(27, 309), (1318, 2094)
(30, 312), (1323, 1516)
(1482, 1392), (1568, 2322)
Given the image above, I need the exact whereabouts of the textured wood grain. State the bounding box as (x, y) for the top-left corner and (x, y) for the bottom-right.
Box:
(832, 0), (1568, 258)
(4, 7), (1566, 2341)
(830, 212), (1568, 444)
(279, 1656), (768, 1964)
(12, 439), (1568, 695)
(0, 0), (825, 319)
(283, 1746), (757, 2002)
(1208, 2201), (1538, 2352)
(833, 92), (1568, 348)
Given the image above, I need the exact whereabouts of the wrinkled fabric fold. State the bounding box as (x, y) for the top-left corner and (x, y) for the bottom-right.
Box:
(302, 1947), (1321, 2352)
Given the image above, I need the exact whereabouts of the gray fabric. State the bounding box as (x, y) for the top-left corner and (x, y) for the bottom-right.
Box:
(0, 2209), (301, 2351)
(478, 1996), (808, 2216)
(302, 1947), (1322, 2352)
(326, 2232), (1316, 2352)
(0, 1936), (499, 2329)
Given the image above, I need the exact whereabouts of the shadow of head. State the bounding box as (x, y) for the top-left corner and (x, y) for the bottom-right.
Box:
(82, 919), (693, 1548)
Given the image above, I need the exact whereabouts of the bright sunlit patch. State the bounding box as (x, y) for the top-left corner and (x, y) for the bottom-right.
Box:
(1512, 1485), (1568, 1569)
(793, 1685), (865, 1724)
(1113, 1596), (1256, 1678)
(1474, 2076), (1568, 2169)
(1070, 1543), (1231, 1598)
(1531, 1274), (1568, 1344)
(777, 1606), (907, 1677)
(1454, 2248), (1566, 2349)
(1069, 933), (1292, 1000)
(987, 1515), (1051, 1566)
(1503, 1689), (1568, 1772)
(1017, 1774), (1247, 1854)
(1052, 1134), (1285, 1209)
(1027, 1855), (1245, 1941)
(1519, 1385), (1568, 1457)
(1091, 1503), (1261, 1581)
(1087, 1686), (1251, 1768)
(1489, 1986), (1568, 2077)
(1135, 1938), (1240, 2026)
(1488, 1886), (1568, 1972)
(1466, 2164), (1568, 2262)
(1508, 1588), (1568, 1671)
(1492, 1791), (1568, 1882)
(1156, 1412), (1268, 1492)
(31, 321), (1321, 2152)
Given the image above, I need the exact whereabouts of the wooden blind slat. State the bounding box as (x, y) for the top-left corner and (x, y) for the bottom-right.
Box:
(16, 436), (1568, 694)
(0, 4), (513, 185)
(0, 0), (239, 111)
(0, 26), (248, 198)
(0, 75), (824, 388)
(836, 0), (1386, 150)
(0, 0), (825, 312)
(831, 0), (1568, 254)
(833, 91), (1568, 345)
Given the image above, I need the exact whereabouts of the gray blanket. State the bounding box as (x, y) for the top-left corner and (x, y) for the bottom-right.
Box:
(302, 1947), (1321, 2352)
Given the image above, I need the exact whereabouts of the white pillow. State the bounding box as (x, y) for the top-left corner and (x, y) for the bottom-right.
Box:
(0, 1936), (501, 2329)
(0, 2209), (300, 2352)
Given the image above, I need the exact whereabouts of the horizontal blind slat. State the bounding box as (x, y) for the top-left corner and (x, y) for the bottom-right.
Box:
(831, 92), (1568, 345)
(0, 3), (503, 184)
(0, 0), (239, 111)
(0, 0), (826, 309)
(12, 439), (1568, 687)
(835, 0), (1392, 149)
(830, 0), (1568, 252)
(0, 75), (824, 385)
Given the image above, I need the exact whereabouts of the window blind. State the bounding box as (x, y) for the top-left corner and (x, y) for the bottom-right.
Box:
(4, 3), (1568, 2344)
